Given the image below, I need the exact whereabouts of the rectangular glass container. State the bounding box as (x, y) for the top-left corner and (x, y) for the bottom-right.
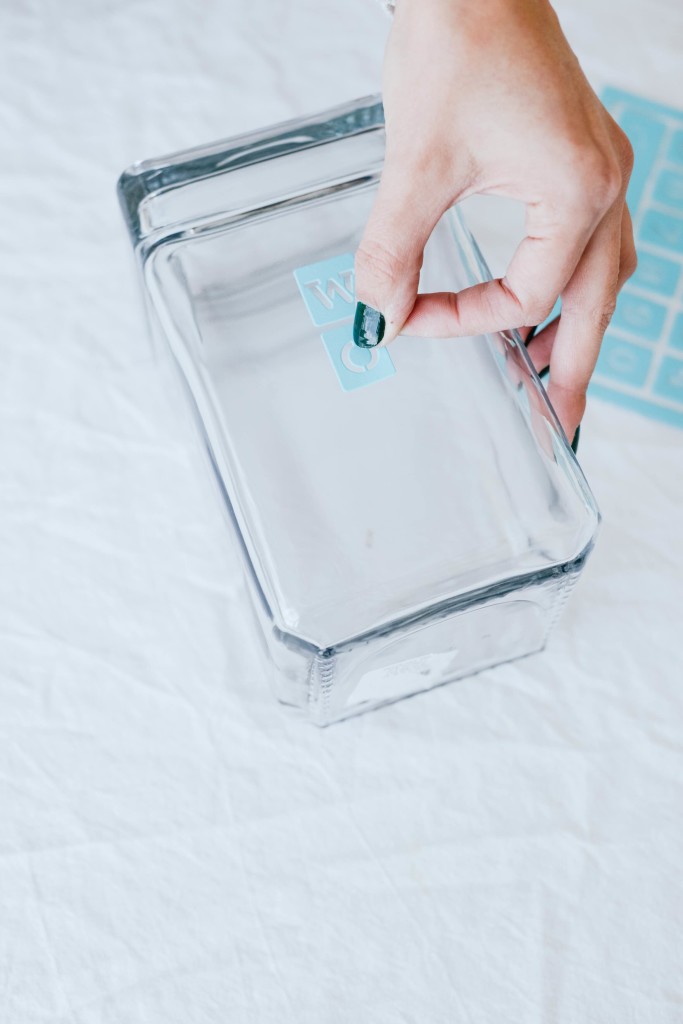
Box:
(118, 97), (600, 725)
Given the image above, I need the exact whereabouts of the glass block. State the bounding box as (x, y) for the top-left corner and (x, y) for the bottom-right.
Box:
(118, 97), (600, 724)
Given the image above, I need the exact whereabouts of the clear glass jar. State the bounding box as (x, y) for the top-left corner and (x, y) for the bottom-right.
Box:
(118, 96), (600, 725)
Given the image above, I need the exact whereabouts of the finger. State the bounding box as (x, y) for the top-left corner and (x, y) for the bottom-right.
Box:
(545, 205), (627, 439)
(525, 203), (637, 376)
(353, 161), (451, 347)
(401, 172), (621, 339)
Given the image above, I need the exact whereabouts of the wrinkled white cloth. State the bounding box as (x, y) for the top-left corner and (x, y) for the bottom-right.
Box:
(1, 1), (682, 1022)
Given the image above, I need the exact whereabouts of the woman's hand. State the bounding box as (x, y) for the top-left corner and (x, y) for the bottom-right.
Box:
(353, 0), (636, 441)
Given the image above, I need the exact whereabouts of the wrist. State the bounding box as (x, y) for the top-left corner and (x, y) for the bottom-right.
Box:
(392, 0), (560, 58)
(395, 0), (554, 25)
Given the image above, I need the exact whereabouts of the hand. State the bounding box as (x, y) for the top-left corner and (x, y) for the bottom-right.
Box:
(353, 0), (636, 441)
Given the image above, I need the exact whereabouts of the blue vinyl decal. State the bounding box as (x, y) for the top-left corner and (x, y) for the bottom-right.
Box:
(293, 252), (395, 392)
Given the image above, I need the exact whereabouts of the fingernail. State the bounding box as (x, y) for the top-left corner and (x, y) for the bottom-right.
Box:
(571, 424), (581, 454)
(353, 302), (386, 349)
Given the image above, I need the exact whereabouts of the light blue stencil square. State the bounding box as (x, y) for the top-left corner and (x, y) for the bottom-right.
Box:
(612, 291), (667, 340)
(293, 253), (356, 327)
(670, 313), (683, 351)
(320, 323), (395, 392)
(668, 130), (683, 165)
(653, 169), (683, 211)
(630, 250), (680, 296)
(594, 335), (652, 387)
(653, 356), (683, 403)
(640, 210), (683, 253)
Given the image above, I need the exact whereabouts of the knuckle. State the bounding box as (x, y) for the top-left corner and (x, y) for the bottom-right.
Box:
(563, 300), (617, 336)
(587, 155), (623, 209)
(500, 277), (555, 327)
(590, 303), (617, 335)
(621, 249), (638, 284)
(615, 127), (635, 177)
(561, 146), (623, 211)
(522, 297), (556, 325)
(597, 303), (617, 334)
(555, 379), (588, 403)
(446, 290), (462, 325)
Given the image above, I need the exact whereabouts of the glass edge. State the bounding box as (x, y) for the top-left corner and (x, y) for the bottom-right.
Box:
(116, 94), (384, 248)
(312, 541), (598, 659)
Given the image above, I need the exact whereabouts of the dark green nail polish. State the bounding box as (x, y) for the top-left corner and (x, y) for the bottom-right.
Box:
(353, 302), (386, 348)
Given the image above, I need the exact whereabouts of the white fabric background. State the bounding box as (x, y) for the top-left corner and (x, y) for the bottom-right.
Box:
(1, 1), (682, 1021)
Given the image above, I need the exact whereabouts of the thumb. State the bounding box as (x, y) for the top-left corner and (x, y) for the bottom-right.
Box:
(353, 164), (444, 348)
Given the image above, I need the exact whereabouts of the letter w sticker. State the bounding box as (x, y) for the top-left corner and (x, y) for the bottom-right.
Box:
(293, 253), (357, 326)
